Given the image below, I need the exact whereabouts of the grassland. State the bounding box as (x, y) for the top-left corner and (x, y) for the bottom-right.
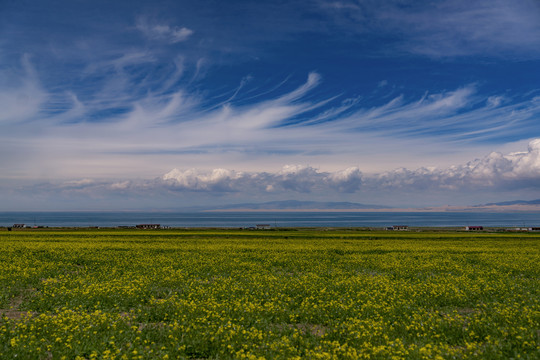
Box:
(0, 228), (539, 359)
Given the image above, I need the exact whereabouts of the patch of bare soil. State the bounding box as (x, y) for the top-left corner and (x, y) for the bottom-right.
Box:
(274, 323), (328, 337)
(0, 289), (36, 320)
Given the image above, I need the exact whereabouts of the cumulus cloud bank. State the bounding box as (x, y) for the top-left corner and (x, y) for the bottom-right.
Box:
(161, 165), (363, 194)
(14, 139), (540, 203)
(162, 168), (248, 192)
(371, 139), (540, 190)
(161, 139), (540, 194)
(7, 139), (540, 210)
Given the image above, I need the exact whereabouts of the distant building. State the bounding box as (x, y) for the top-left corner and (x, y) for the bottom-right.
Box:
(390, 225), (408, 231)
(507, 227), (528, 232)
(529, 227), (540, 231)
(465, 226), (483, 231)
(256, 224), (271, 230)
(136, 224), (161, 229)
(12, 224), (25, 228)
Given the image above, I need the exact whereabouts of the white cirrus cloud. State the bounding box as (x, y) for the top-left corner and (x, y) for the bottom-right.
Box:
(320, 0), (540, 58)
(136, 17), (194, 43)
(0, 54), (47, 124)
(2, 54), (540, 182)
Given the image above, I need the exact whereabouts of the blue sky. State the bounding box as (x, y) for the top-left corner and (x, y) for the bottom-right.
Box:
(1, 0), (540, 210)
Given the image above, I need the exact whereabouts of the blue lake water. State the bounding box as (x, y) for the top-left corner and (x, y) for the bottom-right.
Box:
(1, 211), (540, 228)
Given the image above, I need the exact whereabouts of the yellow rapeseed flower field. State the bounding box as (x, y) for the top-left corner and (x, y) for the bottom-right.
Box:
(0, 229), (539, 359)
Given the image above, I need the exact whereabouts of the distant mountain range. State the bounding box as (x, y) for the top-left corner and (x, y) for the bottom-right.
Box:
(198, 198), (540, 212)
(207, 200), (392, 211)
(423, 199), (540, 212)
(482, 199), (540, 206)
(169, 197), (540, 213)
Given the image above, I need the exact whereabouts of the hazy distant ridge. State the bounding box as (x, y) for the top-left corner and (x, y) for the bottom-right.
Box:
(209, 200), (391, 210)
(482, 199), (540, 206)
(200, 199), (540, 212)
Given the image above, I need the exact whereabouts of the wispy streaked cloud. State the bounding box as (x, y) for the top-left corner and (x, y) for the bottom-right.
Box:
(136, 17), (194, 43)
(1, 0), (540, 209)
(320, 0), (540, 58)
(0, 54), (47, 124)
(2, 55), (540, 182)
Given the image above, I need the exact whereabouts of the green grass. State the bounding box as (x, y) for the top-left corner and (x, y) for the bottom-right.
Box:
(1, 228), (539, 359)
